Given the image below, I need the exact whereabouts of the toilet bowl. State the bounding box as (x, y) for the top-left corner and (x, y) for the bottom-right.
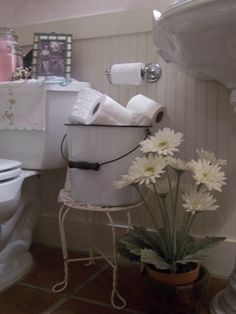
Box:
(0, 160), (22, 222)
(0, 79), (90, 291)
(0, 159), (38, 291)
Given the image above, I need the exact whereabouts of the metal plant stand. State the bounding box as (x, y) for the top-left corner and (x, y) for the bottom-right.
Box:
(210, 261), (236, 314)
(52, 188), (142, 310)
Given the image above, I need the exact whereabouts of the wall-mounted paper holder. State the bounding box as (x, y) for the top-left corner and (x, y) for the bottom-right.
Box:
(105, 63), (161, 84)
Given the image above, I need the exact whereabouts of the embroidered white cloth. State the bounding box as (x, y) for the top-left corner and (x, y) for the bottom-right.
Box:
(0, 79), (47, 131)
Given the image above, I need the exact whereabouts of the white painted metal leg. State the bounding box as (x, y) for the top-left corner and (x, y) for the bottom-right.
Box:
(52, 192), (143, 308)
(106, 212), (127, 310)
(84, 211), (96, 267)
(52, 204), (70, 293)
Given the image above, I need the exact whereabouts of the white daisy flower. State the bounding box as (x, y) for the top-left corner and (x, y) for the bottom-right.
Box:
(182, 186), (219, 213)
(168, 157), (189, 172)
(114, 174), (136, 189)
(140, 128), (184, 156)
(196, 148), (227, 166)
(188, 159), (226, 191)
(128, 154), (167, 185)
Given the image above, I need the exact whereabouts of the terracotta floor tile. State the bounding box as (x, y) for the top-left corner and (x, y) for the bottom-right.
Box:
(0, 284), (61, 314)
(53, 298), (124, 314)
(0, 244), (228, 314)
(23, 244), (105, 292)
(77, 261), (150, 312)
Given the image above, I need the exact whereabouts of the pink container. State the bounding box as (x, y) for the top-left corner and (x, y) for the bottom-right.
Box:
(0, 40), (16, 81)
(0, 28), (17, 82)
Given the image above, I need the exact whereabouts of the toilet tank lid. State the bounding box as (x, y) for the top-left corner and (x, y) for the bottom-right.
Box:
(43, 80), (91, 92)
(0, 159), (22, 172)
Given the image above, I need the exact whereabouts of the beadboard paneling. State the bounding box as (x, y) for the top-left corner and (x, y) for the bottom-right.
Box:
(35, 31), (236, 261)
(68, 32), (233, 237)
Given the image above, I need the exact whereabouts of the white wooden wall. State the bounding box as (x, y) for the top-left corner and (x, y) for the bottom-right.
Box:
(69, 32), (233, 237)
(31, 19), (236, 277)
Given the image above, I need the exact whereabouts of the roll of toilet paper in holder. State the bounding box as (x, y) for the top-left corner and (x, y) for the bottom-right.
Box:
(105, 62), (161, 85)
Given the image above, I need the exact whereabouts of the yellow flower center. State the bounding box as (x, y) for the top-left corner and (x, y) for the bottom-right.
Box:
(145, 166), (154, 174)
(159, 141), (168, 149)
(192, 201), (200, 209)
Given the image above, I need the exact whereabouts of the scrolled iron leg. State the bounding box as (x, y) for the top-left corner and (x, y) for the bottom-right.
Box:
(106, 212), (127, 310)
(84, 211), (96, 266)
(52, 205), (71, 293)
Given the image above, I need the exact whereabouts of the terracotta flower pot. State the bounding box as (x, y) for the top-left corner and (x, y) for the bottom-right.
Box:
(142, 265), (209, 314)
(146, 263), (200, 286)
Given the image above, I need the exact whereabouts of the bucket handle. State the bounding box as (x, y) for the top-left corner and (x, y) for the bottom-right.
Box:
(65, 128), (151, 171)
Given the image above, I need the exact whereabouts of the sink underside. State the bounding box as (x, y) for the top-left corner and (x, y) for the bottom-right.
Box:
(153, 0), (236, 88)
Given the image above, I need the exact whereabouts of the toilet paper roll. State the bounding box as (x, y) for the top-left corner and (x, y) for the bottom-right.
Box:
(87, 95), (136, 125)
(110, 63), (144, 85)
(68, 88), (105, 124)
(126, 94), (166, 126)
(132, 114), (152, 126)
(88, 110), (118, 125)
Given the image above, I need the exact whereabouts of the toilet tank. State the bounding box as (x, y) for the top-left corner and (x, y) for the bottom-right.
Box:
(0, 80), (90, 170)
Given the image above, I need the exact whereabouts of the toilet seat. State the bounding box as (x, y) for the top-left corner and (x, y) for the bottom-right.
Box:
(0, 159), (22, 182)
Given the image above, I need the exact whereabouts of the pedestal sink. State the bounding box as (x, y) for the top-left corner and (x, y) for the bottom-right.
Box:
(153, 0), (236, 313)
(153, 0), (236, 89)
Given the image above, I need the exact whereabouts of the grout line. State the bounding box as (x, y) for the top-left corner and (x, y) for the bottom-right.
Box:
(72, 295), (147, 314)
(42, 295), (70, 314)
(18, 282), (67, 296)
(42, 263), (109, 313)
(71, 263), (109, 295)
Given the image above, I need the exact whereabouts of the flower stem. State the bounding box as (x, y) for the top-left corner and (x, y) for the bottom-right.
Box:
(153, 184), (172, 257)
(172, 173), (181, 263)
(176, 212), (197, 258)
(135, 185), (159, 231)
(162, 197), (171, 237)
(177, 212), (189, 253)
(161, 196), (172, 258)
(153, 184), (165, 225)
(166, 167), (175, 209)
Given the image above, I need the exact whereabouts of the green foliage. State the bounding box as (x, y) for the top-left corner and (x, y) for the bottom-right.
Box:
(115, 130), (227, 273)
(117, 226), (225, 272)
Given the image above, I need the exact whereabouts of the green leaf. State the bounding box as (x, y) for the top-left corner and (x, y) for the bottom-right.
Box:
(116, 241), (140, 262)
(130, 226), (171, 260)
(157, 228), (172, 259)
(176, 234), (195, 258)
(140, 248), (170, 270)
(132, 226), (160, 250)
(118, 235), (143, 256)
(178, 236), (225, 262)
(189, 236), (225, 254)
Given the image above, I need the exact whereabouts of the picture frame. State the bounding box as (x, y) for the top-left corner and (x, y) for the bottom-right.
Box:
(32, 32), (72, 78)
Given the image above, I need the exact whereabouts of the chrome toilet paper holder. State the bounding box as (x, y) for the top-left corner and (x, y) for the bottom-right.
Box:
(105, 63), (161, 84)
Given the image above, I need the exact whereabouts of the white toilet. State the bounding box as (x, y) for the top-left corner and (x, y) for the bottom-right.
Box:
(0, 79), (90, 291)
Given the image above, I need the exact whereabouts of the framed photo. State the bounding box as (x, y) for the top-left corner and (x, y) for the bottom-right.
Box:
(32, 32), (72, 78)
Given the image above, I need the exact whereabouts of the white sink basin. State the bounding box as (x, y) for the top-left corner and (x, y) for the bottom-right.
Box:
(153, 0), (236, 88)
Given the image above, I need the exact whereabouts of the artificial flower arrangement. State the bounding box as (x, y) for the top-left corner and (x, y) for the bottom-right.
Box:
(115, 128), (227, 275)
(10, 67), (32, 81)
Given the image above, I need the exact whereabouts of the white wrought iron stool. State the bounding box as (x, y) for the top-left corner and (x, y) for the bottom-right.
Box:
(52, 188), (142, 310)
